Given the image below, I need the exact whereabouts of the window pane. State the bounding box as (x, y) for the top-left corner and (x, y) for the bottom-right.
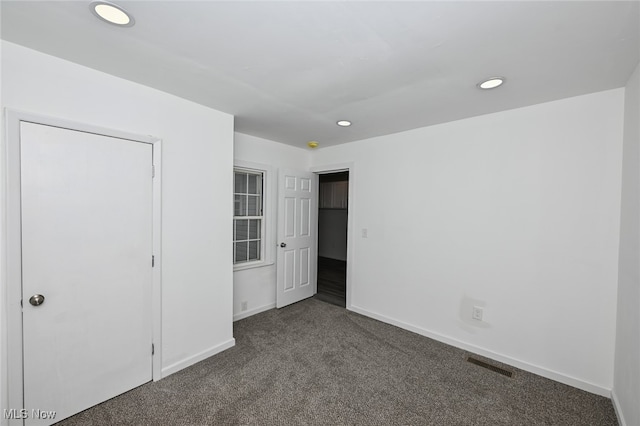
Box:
(235, 219), (248, 241)
(235, 172), (247, 193)
(247, 173), (260, 195)
(233, 168), (264, 265)
(249, 219), (260, 239)
(234, 194), (247, 216)
(248, 240), (260, 261)
(235, 241), (248, 263)
(246, 173), (262, 195)
(247, 195), (261, 216)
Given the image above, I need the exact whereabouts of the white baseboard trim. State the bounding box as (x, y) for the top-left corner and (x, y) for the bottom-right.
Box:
(348, 305), (611, 397)
(234, 302), (276, 322)
(611, 390), (627, 426)
(161, 338), (236, 378)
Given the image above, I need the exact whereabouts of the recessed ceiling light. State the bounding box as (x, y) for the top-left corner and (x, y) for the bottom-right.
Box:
(477, 77), (505, 90)
(90, 1), (135, 27)
(337, 120), (352, 127)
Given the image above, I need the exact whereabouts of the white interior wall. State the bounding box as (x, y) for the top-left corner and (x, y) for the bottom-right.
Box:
(311, 89), (625, 395)
(613, 62), (640, 426)
(0, 42), (235, 417)
(0, 37), (632, 421)
(233, 132), (310, 320)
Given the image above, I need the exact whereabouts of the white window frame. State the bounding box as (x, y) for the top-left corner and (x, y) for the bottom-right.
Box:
(233, 160), (275, 271)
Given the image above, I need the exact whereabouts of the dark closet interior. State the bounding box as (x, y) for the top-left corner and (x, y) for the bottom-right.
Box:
(315, 171), (348, 307)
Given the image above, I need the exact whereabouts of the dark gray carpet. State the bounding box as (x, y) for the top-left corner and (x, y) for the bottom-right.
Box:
(58, 298), (617, 425)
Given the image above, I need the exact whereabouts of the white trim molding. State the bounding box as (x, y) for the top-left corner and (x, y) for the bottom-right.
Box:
(233, 302), (276, 322)
(3, 109), (163, 420)
(161, 338), (236, 378)
(233, 159), (275, 271)
(310, 162), (355, 310)
(611, 390), (628, 426)
(151, 140), (163, 381)
(348, 304), (613, 397)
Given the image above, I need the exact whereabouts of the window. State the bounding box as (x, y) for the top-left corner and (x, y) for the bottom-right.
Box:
(233, 168), (264, 264)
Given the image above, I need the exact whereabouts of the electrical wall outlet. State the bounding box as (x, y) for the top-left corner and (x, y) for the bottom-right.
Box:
(472, 306), (484, 321)
(241, 301), (248, 312)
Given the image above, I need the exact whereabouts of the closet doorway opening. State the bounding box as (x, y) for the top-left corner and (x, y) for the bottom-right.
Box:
(315, 171), (349, 307)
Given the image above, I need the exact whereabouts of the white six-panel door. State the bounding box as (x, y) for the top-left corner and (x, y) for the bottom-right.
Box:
(276, 169), (317, 308)
(20, 122), (154, 425)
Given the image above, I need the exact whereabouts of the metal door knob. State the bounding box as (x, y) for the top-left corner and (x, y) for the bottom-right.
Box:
(280, 242), (286, 248)
(29, 294), (45, 306)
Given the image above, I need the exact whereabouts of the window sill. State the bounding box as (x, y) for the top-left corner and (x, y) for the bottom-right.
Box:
(233, 260), (275, 272)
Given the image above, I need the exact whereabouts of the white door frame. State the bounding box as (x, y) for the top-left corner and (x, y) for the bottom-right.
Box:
(3, 110), (163, 422)
(310, 163), (354, 310)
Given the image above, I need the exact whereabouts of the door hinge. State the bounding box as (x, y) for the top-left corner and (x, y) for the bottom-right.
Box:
(152, 165), (155, 178)
(152, 343), (155, 355)
(152, 255), (155, 267)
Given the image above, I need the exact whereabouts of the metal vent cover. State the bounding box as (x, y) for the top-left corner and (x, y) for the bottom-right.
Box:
(467, 356), (514, 378)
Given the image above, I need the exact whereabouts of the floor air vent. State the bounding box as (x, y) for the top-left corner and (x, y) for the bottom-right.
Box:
(467, 357), (513, 378)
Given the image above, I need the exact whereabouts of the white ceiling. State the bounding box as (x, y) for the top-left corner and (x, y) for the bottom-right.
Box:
(1, 1), (639, 148)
